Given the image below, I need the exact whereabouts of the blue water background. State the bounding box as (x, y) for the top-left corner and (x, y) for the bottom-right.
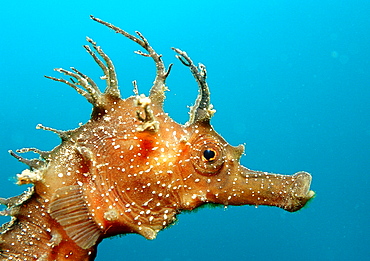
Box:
(1, 1), (369, 260)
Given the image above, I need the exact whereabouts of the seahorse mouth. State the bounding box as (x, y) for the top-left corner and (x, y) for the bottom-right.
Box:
(220, 167), (316, 212)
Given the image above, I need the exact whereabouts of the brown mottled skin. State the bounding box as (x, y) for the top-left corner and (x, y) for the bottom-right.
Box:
(0, 16), (314, 260)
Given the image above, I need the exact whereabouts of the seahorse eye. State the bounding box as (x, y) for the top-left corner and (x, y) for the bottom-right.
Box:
(203, 149), (216, 161)
(191, 135), (224, 176)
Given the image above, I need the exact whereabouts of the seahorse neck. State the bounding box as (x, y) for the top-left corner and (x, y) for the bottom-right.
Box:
(0, 192), (97, 261)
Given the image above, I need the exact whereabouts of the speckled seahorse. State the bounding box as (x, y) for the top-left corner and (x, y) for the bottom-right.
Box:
(0, 16), (315, 261)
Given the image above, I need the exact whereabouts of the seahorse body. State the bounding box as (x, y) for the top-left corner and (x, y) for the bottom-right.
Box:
(0, 16), (314, 261)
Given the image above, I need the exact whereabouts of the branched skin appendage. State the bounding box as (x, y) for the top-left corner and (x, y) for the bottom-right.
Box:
(0, 16), (315, 261)
(133, 82), (159, 132)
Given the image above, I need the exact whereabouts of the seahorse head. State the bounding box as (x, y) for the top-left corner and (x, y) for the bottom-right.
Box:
(4, 16), (314, 254)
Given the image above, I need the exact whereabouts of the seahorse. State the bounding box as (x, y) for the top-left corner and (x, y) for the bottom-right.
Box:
(0, 16), (314, 260)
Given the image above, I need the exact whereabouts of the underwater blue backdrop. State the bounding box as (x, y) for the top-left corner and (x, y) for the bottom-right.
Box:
(1, 1), (369, 260)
